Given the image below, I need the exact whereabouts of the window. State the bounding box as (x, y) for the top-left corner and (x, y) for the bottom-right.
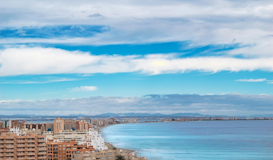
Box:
(108, 157), (112, 159)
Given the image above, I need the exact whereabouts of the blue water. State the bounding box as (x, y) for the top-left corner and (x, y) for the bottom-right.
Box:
(101, 121), (273, 160)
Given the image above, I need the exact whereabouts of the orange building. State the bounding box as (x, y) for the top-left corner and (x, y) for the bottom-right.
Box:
(47, 140), (94, 160)
(54, 118), (64, 134)
(0, 132), (47, 160)
(0, 128), (9, 135)
(75, 121), (89, 132)
(9, 120), (26, 129)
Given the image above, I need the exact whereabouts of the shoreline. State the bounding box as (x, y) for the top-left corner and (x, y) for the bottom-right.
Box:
(98, 119), (273, 155)
(99, 123), (136, 154)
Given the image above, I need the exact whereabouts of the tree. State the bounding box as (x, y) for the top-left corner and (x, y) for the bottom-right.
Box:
(115, 155), (125, 160)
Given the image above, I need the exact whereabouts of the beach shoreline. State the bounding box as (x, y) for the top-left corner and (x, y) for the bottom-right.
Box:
(99, 123), (136, 154)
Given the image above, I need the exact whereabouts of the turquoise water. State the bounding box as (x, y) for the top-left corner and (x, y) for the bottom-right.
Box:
(101, 120), (273, 160)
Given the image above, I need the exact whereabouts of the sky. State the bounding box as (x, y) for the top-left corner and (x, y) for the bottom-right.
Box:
(0, 0), (273, 116)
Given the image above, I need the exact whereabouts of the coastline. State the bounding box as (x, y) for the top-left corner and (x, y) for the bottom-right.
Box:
(97, 119), (273, 158)
(99, 123), (135, 154)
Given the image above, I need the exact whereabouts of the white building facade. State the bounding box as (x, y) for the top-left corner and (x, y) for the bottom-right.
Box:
(79, 128), (108, 151)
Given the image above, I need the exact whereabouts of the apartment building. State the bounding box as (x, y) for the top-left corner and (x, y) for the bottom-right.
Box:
(78, 129), (108, 151)
(45, 123), (54, 132)
(0, 129), (9, 135)
(75, 121), (89, 132)
(45, 130), (87, 144)
(54, 118), (64, 134)
(72, 149), (147, 160)
(24, 123), (46, 132)
(0, 132), (47, 160)
(64, 120), (75, 131)
(9, 120), (26, 129)
(47, 140), (94, 160)
(1, 121), (8, 129)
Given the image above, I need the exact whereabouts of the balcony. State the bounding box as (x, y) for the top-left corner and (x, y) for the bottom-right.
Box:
(26, 157), (36, 160)
(17, 157), (26, 160)
(38, 147), (46, 150)
(5, 153), (14, 156)
(5, 139), (14, 142)
(26, 152), (35, 156)
(26, 144), (35, 147)
(38, 143), (46, 147)
(38, 152), (47, 155)
(17, 152), (25, 156)
(17, 148), (25, 151)
(5, 149), (14, 152)
(27, 148), (35, 151)
(37, 155), (47, 159)
(0, 153), (4, 156)
(6, 145), (15, 149)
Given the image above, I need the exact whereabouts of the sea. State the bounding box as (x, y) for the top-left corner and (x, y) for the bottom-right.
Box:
(101, 120), (273, 160)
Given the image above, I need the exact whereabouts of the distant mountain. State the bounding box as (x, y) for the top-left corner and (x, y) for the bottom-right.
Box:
(0, 113), (236, 118)
(0, 114), (37, 118)
(13, 114), (37, 116)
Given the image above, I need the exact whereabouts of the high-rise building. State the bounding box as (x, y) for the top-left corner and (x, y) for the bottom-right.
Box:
(64, 119), (76, 130)
(9, 120), (26, 129)
(0, 132), (47, 160)
(54, 118), (64, 134)
(1, 120), (8, 128)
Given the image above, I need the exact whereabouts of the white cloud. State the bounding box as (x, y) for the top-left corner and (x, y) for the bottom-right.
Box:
(71, 86), (97, 92)
(1, 47), (273, 76)
(0, 78), (79, 84)
(0, 0), (272, 58)
(236, 78), (267, 82)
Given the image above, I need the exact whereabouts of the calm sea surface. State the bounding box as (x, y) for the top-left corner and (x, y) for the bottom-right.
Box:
(101, 120), (273, 160)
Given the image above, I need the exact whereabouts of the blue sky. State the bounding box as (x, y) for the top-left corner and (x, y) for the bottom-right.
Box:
(0, 0), (273, 115)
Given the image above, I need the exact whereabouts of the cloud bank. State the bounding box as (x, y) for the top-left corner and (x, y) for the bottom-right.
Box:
(1, 47), (273, 76)
(0, 0), (272, 57)
(1, 94), (273, 116)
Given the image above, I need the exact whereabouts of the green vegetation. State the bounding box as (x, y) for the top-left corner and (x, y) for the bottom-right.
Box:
(115, 155), (125, 160)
